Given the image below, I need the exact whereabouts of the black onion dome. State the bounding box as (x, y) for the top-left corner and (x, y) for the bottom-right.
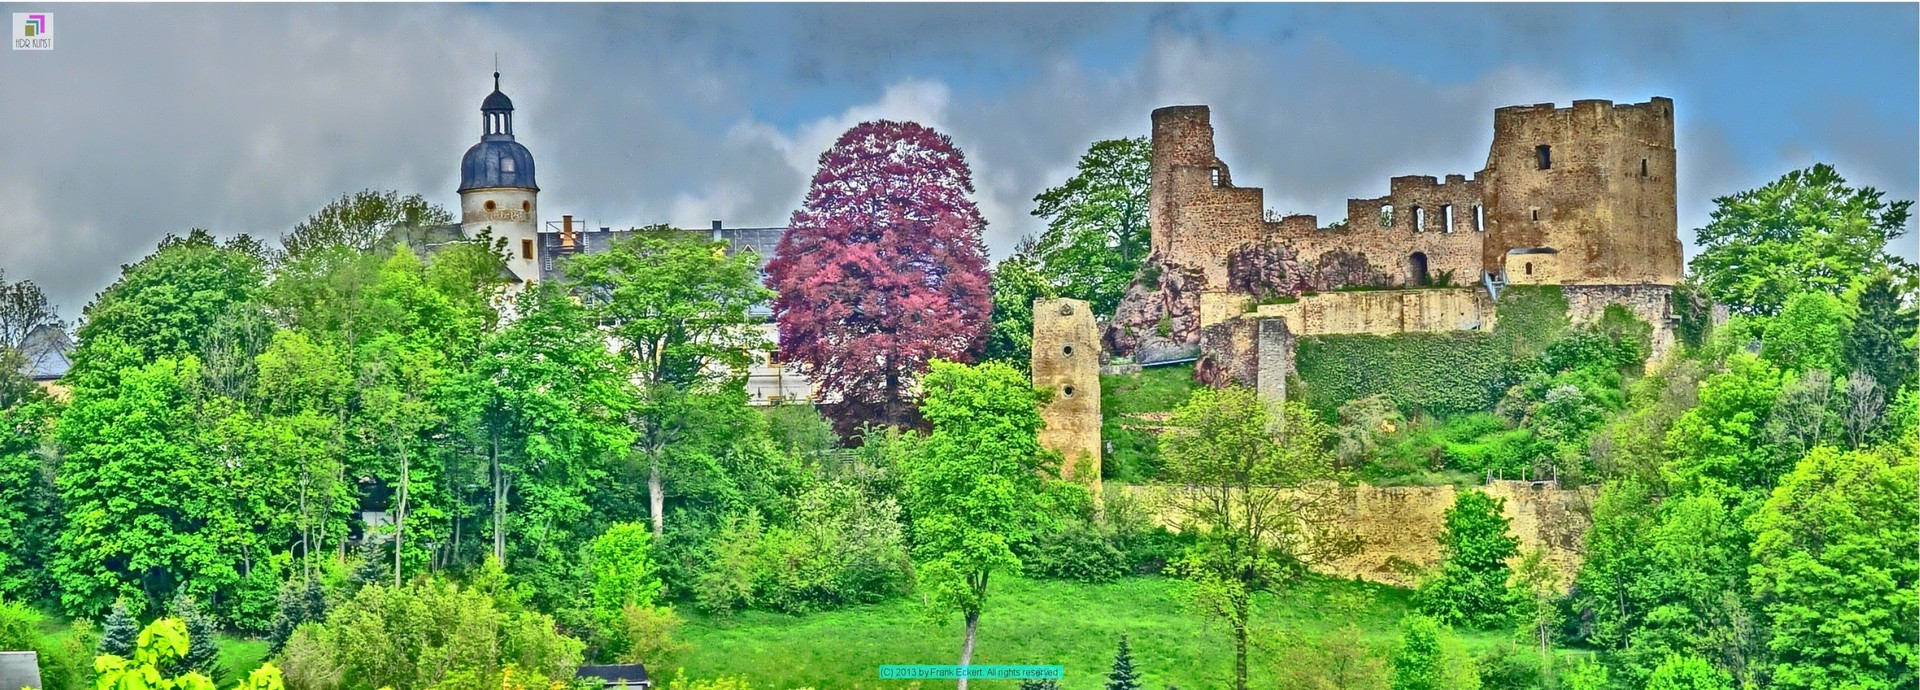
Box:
(458, 72), (537, 192)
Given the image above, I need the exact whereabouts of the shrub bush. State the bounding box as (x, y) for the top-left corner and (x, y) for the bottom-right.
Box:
(1019, 518), (1129, 582)
(275, 576), (583, 690)
(691, 479), (908, 615)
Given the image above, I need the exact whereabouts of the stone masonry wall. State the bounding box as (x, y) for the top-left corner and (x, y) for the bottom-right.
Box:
(1126, 480), (1594, 588)
(1563, 284), (1679, 364)
(1483, 98), (1682, 284)
(1032, 298), (1103, 486)
(1250, 288), (1495, 337)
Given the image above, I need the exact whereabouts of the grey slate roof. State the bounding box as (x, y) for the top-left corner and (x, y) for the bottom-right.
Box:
(20, 324), (72, 381)
(537, 221), (782, 317)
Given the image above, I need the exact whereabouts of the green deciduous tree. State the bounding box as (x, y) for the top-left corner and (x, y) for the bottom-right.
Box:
(1416, 490), (1520, 630)
(1158, 388), (1355, 690)
(1748, 445), (1918, 690)
(481, 282), (637, 570)
(1760, 291), (1852, 375)
(565, 228), (772, 540)
(276, 576), (582, 690)
(901, 360), (1051, 690)
(53, 356), (220, 617)
(1390, 614), (1479, 690)
(72, 230), (267, 373)
(1643, 655), (1732, 690)
(983, 247), (1058, 370)
(1027, 137), (1153, 317)
(1688, 163), (1915, 317)
(1664, 352), (1787, 502)
(281, 189), (454, 260)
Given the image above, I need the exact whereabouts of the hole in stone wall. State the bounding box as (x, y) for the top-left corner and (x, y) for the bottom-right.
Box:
(1441, 204), (1454, 234)
(1474, 206), (1485, 232)
(1536, 145), (1553, 170)
(1210, 168), (1223, 187)
(1380, 204), (1395, 227)
(1531, 208), (1540, 222)
(1062, 385), (1076, 398)
(1641, 159), (1649, 177)
(1409, 252), (1430, 286)
(1062, 344), (1075, 357)
(1412, 206), (1425, 232)
(1525, 262), (1534, 276)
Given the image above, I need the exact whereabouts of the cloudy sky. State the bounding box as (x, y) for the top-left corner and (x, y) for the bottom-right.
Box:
(2, 3), (1915, 321)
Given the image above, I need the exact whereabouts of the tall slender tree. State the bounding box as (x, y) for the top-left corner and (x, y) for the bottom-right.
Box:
(1158, 388), (1356, 690)
(767, 120), (993, 434)
(1028, 136), (1153, 316)
(565, 228), (771, 539)
(903, 360), (1050, 690)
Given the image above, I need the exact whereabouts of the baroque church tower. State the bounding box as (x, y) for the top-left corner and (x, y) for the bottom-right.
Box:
(459, 72), (540, 283)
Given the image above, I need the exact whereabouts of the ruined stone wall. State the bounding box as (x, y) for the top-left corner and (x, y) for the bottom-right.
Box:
(1126, 480), (1594, 588)
(1147, 106), (1493, 294)
(1563, 284), (1679, 364)
(1483, 98), (1681, 285)
(1032, 298), (1103, 485)
(1251, 288), (1495, 337)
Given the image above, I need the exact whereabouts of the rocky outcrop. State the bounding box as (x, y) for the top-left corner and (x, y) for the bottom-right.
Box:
(1103, 253), (1205, 363)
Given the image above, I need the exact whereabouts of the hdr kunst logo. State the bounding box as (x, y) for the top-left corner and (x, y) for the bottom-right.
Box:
(14, 13), (52, 50)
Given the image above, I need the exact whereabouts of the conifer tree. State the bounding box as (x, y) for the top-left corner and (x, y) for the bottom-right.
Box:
(169, 594), (224, 680)
(99, 597), (137, 658)
(1107, 634), (1142, 690)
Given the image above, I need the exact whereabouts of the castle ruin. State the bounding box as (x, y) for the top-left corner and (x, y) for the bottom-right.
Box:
(1030, 100), (1686, 584)
(1094, 98), (1683, 396)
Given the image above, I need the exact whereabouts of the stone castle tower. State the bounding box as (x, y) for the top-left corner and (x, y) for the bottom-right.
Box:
(1032, 298), (1102, 489)
(1482, 98), (1682, 286)
(459, 72), (541, 284)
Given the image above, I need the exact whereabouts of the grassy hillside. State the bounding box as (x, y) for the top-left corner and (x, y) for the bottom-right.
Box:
(678, 574), (1514, 690)
(1098, 363), (1199, 482)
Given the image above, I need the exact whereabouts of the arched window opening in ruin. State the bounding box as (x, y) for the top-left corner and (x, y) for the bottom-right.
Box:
(1440, 204), (1454, 234)
(1525, 262), (1534, 276)
(1536, 145), (1552, 170)
(1380, 204), (1395, 227)
(1210, 168), (1222, 187)
(1409, 252), (1430, 286)
(1473, 205), (1485, 232)
(1641, 159), (1649, 177)
(1412, 206), (1425, 232)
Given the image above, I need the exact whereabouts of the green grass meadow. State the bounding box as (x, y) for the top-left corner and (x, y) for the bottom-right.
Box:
(676, 574), (1510, 690)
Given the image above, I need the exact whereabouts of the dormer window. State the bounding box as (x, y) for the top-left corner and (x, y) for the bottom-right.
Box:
(501, 157), (515, 173)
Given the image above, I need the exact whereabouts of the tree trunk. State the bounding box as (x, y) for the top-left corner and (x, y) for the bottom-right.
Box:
(957, 610), (980, 690)
(648, 454), (665, 540)
(492, 429), (505, 565)
(395, 443), (409, 588)
(1233, 603), (1249, 690)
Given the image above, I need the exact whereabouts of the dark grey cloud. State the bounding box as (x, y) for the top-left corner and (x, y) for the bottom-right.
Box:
(0, 3), (1911, 323)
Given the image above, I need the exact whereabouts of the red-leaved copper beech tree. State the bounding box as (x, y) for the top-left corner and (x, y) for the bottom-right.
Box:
(766, 120), (993, 435)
